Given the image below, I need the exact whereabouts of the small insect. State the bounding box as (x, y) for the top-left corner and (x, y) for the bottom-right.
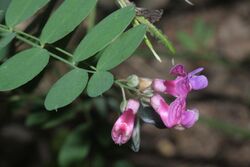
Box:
(135, 7), (163, 23)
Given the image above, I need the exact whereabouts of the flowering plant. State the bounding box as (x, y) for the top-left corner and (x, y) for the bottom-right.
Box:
(0, 0), (207, 165)
(112, 64), (208, 150)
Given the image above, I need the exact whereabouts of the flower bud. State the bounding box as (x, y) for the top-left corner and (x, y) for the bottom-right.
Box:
(120, 100), (127, 112)
(126, 74), (139, 88)
(111, 99), (140, 145)
(138, 77), (152, 92)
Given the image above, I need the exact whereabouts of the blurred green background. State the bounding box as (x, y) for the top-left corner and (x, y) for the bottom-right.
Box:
(1, 0), (250, 167)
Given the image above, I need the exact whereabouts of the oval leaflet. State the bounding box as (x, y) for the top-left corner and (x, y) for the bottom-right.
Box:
(0, 48), (50, 91)
(45, 68), (88, 111)
(74, 6), (136, 62)
(87, 71), (114, 97)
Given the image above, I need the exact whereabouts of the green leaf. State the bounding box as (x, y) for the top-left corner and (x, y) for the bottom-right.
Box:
(74, 6), (136, 62)
(113, 160), (134, 167)
(0, 45), (8, 61)
(177, 31), (198, 51)
(0, 10), (3, 21)
(43, 112), (75, 129)
(0, 0), (11, 22)
(0, 48), (49, 91)
(26, 112), (50, 126)
(194, 19), (206, 39)
(0, 32), (15, 49)
(5, 0), (49, 27)
(87, 71), (114, 97)
(59, 125), (90, 167)
(97, 25), (146, 70)
(136, 16), (176, 54)
(194, 19), (214, 43)
(40, 0), (97, 43)
(45, 68), (88, 111)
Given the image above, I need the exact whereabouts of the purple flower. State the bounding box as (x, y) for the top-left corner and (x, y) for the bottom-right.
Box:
(153, 64), (208, 97)
(150, 94), (199, 129)
(111, 99), (140, 145)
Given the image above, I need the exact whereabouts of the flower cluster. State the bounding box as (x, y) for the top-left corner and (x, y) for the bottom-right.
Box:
(151, 64), (208, 129)
(111, 64), (208, 145)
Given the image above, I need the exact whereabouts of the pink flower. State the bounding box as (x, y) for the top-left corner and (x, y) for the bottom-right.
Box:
(153, 64), (208, 97)
(150, 94), (199, 129)
(111, 99), (140, 145)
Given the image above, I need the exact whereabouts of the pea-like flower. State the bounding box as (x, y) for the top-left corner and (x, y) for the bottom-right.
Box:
(153, 64), (208, 97)
(111, 99), (140, 145)
(150, 94), (199, 129)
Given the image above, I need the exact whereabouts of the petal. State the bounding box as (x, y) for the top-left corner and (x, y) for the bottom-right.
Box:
(189, 67), (204, 76)
(111, 122), (128, 144)
(181, 109), (199, 128)
(170, 64), (187, 77)
(111, 109), (135, 145)
(167, 98), (186, 127)
(152, 79), (167, 93)
(163, 80), (177, 96)
(175, 77), (191, 97)
(150, 94), (169, 114)
(150, 94), (169, 128)
(162, 77), (191, 97)
(189, 75), (208, 90)
(125, 99), (140, 114)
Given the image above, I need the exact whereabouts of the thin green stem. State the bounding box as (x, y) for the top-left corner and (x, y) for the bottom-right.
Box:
(86, 7), (96, 32)
(46, 52), (94, 73)
(143, 35), (162, 62)
(115, 80), (148, 98)
(0, 23), (97, 73)
(117, 0), (126, 7)
(0, 24), (8, 29)
(15, 29), (40, 42)
(115, 80), (136, 92)
(115, 80), (144, 96)
(133, 12), (162, 62)
(0, 26), (10, 33)
(54, 46), (73, 57)
(16, 35), (40, 48)
(118, 83), (126, 102)
(121, 86), (126, 101)
(49, 52), (76, 68)
(16, 35), (76, 69)
(90, 66), (97, 71)
(0, 23), (75, 59)
(136, 17), (176, 54)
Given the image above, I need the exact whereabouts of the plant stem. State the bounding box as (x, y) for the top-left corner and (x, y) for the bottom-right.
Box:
(0, 21), (142, 95)
(15, 29), (41, 42)
(121, 86), (126, 101)
(0, 23), (75, 59)
(86, 7), (96, 32)
(0, 26), (10, 33)
(54, 46), (73, 57)
(0, 23), (95, 74)
(117, 0), (126, 7)
(16, 35), (39, 48)
(117, 82), (126, 102)
(115, 80), (148, 98)
(136, 17), (176, 54)
(115, 80), (136, 92)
